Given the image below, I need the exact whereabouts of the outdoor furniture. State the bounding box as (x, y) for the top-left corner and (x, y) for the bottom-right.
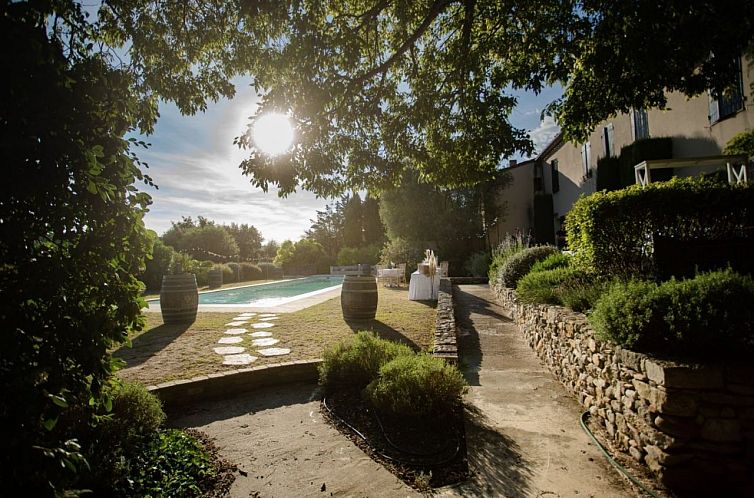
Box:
(439, 260), (449, 277)
(408, 270), (440, 300)
(396, 263), (407, 285)
(377, 268), (402, 287)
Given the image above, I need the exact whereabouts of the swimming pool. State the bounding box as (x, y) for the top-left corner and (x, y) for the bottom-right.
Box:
(195, 275), (343, 305)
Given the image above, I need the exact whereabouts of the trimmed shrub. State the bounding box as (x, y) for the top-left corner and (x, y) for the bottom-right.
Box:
(590, 270), (754, 359)
(517, 267), (576, 306)
(529, 252), (571, 274)
(318, 332), (413, 391)
(566, 177), (754, 279)
(498, 245), (558, 288)
(724, 129), (754, 158)
(240, 262), (263, 281)
(559, 272), (608, 313)
(488, 232), (530, 282)
(365, 354), (467, 418)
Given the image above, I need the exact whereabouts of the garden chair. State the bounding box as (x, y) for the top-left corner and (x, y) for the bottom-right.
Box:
(440, 260), (449, 277)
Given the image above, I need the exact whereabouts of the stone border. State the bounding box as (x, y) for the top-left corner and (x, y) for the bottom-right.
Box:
(433, 277), (458, 363)
(491, 283), (754, 495)
(148, 359), (321, 413)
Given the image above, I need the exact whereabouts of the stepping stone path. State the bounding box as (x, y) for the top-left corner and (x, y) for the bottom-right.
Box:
(250, 331), (273, 338)
(258, 347), (291, 357)
(218, 336), (243, 344)
(225, 320), (248, 327)
(252, 338), (279, 347)
(224, 328), (247, 335)
(214, 346), (246, 355)
(259, 316), (278, 321)
(258, 313), (277, 318)
(251, 322), (275, 329)
(236, 312), (256, 318)
(222, 353), (257, 365)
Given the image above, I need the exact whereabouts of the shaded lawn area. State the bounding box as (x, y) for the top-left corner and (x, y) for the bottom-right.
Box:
(116, 286), (436, 386)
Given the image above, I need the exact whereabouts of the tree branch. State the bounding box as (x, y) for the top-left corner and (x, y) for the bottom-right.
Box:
(349, 0), (453, 89)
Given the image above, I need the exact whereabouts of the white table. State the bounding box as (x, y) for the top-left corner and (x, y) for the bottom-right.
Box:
(378, 268), (403, 287)
(408, 271), (440, 300)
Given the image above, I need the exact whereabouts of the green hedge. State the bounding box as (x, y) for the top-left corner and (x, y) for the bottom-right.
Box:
(590, 270), (754, 359)
(566, 177), (754, 279)
(498, 245), (558, 288)
(318, 332), (413, 391)
(517, 266), (606, 312)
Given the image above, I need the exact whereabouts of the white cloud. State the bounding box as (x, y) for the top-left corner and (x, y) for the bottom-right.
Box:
(139, 81), (328, 243)
(528, 115), (561, 155)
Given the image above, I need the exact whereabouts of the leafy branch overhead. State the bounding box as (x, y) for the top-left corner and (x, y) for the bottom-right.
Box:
(92, 1), (754, 195)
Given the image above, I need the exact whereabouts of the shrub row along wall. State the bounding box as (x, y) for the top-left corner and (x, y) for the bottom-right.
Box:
(492, 283), (754, 495)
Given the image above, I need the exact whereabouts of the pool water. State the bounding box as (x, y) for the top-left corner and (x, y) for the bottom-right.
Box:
(197, 275), (343, 305)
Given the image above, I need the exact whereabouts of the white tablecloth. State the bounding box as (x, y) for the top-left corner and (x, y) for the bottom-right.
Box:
(408, 271), (440, 300)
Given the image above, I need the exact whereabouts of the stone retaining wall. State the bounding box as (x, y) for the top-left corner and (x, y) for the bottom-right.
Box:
(433, 278), (457, 363)
(492, 284), (754, 495)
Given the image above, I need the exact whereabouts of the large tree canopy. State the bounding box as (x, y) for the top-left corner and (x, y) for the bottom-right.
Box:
(96, 1), (754, 196)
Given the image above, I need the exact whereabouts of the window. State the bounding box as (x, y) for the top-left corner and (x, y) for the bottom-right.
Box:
(632, 109), (649, 140)
(709, 56), (744, 123)
(533, 161), (544, 192)
(580, 143), (592, 179)
(603, 123), (615, 157)
(551, 159), (560, 193)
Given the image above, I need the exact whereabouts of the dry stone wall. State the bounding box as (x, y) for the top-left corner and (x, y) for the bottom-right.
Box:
(492, 283), (754, 495)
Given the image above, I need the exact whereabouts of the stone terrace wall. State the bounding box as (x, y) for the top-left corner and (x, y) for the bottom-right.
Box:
(492, 283), (754, 495)
(433, 278), (457, 364)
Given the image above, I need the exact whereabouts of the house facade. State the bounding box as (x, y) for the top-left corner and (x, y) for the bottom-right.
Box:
(496, 53), (753, 244)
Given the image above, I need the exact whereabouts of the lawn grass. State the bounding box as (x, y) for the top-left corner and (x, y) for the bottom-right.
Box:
(116, 286), (436, 386)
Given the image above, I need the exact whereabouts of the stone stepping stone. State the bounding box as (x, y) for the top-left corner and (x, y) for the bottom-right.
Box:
(252, 338), (279, 347)
(250, 331), (273, 338)
(258, 313), (277, 318)
(214, 346), (245, 355)
(224, 328), (247, 335)
(225, 320), (248, 327)
(257, 347), (291, 357)
(218, 336), (243, 344)
(236, 312), (256, 318)
(251, 322), (275, 329)
(258, 316), (279, 321)
(222, 354), (257, 365)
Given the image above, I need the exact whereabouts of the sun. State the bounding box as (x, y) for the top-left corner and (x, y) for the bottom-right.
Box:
(252, 113), (294, 156)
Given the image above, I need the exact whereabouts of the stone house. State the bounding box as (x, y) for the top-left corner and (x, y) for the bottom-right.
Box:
(492, 53), (753, 246)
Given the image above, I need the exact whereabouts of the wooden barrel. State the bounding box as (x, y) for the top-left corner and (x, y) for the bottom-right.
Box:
(160, 273), (198, 324)
(341, 275), (378, 321)
(207, 268), (223, 289)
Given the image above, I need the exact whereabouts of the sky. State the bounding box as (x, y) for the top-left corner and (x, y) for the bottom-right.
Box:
(139, 81), (563, 244)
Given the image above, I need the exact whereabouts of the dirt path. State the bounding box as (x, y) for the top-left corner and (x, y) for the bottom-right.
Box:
(436, 284), (637, 498)
(171, 383), (420, 498)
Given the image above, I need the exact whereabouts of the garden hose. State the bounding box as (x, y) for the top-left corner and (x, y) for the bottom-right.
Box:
(580, 411), (662, 498)
(322, 396), (461, 467)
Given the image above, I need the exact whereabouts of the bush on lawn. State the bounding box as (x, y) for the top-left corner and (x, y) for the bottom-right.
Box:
(318, 332), (413, 391)
(365, 354), (467, 418)
(590, 269), (754, 359)
(498, 245), (559, 288)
